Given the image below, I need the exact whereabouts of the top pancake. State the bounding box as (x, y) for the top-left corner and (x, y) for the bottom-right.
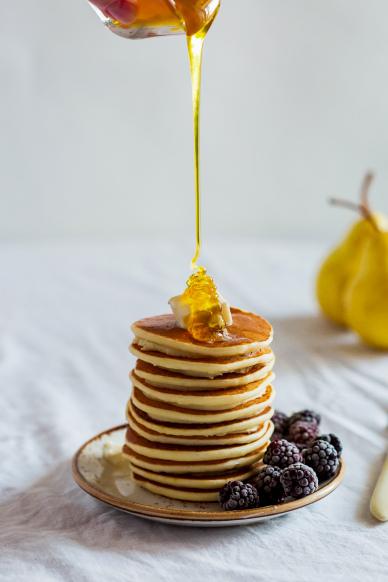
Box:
(132, 307), (273, 357)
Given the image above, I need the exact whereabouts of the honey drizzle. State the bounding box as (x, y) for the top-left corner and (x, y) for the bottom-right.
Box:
(185, 4), (219, 269)
(187, 32), (204, 270)
(180, 3), (227, 342)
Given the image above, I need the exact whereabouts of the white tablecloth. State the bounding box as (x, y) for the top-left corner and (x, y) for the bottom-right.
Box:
(1, 239), (387, 582)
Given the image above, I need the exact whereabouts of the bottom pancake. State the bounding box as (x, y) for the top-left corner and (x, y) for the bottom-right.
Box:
(130, 462), (263, 490)
(132, 473), (222, 501)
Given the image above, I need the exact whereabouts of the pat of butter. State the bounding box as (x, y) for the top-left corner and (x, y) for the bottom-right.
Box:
(219, 294), (233, 327)
(169, 293), (233, 329)
(169, 295), (191, 329)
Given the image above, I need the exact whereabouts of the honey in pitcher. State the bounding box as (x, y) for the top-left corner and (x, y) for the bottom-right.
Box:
(90, 0), (220, 39)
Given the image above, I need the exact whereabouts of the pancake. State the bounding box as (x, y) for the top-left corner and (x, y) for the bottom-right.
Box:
(131, 463), (264, 501)
(132, 474), (222, 502)
(127, 400), (274, 438)
(127, 406), (272, 446)
(123, 442), (269, 473)
(125, 421), (273, 463)
(130, 370), (274, 410)
(132, 307), (273, 357)
(135, 358), (275, 390)
(131, 384), (275, 424)
(130, 464), (262, 490)
(127, 411), (263, 446)
(130, 343), (273, 377)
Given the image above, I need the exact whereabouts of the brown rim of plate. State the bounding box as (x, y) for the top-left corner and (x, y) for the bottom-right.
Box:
(72, 424), (345, 522)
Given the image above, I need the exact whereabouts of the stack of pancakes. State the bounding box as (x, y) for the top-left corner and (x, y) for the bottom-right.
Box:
(123, 307), (275, 501)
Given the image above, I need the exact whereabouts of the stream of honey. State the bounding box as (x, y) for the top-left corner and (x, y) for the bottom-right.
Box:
(187, 31), (204, 270)
(185, 8), (219, 272)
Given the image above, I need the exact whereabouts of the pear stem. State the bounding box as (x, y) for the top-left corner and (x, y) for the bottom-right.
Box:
(360, 172), (374, 212)
(329, 171), (380, 231)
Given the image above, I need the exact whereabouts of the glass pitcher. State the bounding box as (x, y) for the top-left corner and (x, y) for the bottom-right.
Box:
(88, 0), (220, 39)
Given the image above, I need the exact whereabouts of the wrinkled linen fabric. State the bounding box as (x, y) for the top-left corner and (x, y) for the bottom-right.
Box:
(0, 239), (387, 582)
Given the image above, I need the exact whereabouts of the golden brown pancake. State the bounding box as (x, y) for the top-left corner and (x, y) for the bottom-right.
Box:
(127, 400), (274, 437)
(126, 406), (268, 446)
(131, 464), (262, 490)
(131, 463), (264, 501)
(134, 358), (275, 389)
(130, 370), (274, 410)
(123, 442), (269, 473)
(125, 422), (273, 462)
(131, 384), (275, 424)
(132, 307), (272, 357)
(130, 343), (273, 377)
(131, 473), (221, 501)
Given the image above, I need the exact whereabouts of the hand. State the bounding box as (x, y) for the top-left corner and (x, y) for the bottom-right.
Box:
(90, 0), (137, 24)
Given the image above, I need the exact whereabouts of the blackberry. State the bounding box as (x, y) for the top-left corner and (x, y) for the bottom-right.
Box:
(280, 463), (319, 499)
(289, 409), (321, 427)
(263, 439), (302, 469)
(272, 410), (289, 439)
(251, 466), (285, 505)
(303, 440), (339, 480)
(219, 481), (259, 511)
(288, 420), (318, 449)
(314, 433), (342, 457)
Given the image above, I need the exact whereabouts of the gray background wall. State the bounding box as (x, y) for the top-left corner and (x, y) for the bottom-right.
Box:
(1, 0), (388, 244)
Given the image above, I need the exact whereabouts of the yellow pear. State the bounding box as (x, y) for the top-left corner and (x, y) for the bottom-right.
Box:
(316, 173), (379, 326)
(316, 217), (376, 325)
(345, 229), (388, 349)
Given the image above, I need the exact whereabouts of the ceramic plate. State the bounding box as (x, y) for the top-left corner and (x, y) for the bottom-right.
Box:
(72, 424), (345, 527)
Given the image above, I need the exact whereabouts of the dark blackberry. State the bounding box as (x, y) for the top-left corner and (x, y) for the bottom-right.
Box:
(289, 409), (321, 427)
(272, 410), (289, 438)
(303, 440), (339, 480)
(280, 463), (318, 499)
(251, 466), (285, 505)
(219, 481), (259, 511)
(288, 420), (318, 449)
(263, 439), (302, 469)
(314, 433), (342, 457)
